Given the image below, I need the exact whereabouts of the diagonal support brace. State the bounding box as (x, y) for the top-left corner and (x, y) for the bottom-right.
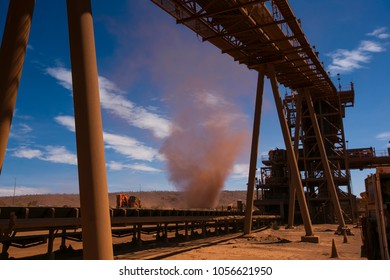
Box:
(268, 65), (317, 241)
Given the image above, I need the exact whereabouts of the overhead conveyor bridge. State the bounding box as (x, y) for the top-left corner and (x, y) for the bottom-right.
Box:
(0, 206), (278, 259)
(1, 0), (385, 259)
(152, 0), (335, 93)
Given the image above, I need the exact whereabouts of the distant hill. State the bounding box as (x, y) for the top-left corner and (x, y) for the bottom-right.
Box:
(0, 190), (247, 210)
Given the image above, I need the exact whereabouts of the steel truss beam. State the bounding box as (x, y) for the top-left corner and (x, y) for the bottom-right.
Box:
(151, 0), (336, 93)
(287, 93), (302, 228)
(177, 0), (269, 24)
(303, 89), (346, 227)
(203, 18), (291, 41)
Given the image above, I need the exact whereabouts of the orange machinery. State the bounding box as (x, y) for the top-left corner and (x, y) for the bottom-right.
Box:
(116, 194), (141, 208)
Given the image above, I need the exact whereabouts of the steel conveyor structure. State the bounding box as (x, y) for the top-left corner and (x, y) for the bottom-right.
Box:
(152, 0), (335, 92)
(2, 0), (386, 259)
(0, 206), (278, 259)
(151, 0), (357, 235)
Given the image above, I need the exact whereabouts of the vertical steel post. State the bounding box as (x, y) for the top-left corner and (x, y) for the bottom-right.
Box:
(184, 222), (189, 240)
(268, 66), (317, 241)
(375, 168), (390, 260)
(244, 68), (265, 234)
(66, 0), (113, 259)
(0, 0), (35, 173)
(47, 229), (55, 259)
(287, 93), (302, 228)
(303, 89), (346, 228)
(337, 91), (355, 223)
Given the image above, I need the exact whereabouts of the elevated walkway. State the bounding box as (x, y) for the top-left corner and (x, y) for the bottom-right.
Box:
(347, 148), (390, 170)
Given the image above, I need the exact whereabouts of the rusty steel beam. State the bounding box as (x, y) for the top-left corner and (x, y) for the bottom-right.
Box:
(0, 212), (279, 234)
(244, 68), (265, 234)
(152, 0), (336, 95)
(287, 93), (302, 228)
(273, 0), (336, 93)
(239, 54), (284, 67)
(221, 35), (297, 54)
(177, 0), (269, 24)
(268, 65), (318, 242)
(303, 89), (346, 228)
(203, 19), (291, 42)
(0, 0), (35, 174)
(373, 168), (390, 260)
(66, 0), (113, 260)
(239, 45), (312, 64)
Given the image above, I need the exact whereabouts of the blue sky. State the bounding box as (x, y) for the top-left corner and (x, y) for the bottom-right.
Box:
(0, 0), (389, 197)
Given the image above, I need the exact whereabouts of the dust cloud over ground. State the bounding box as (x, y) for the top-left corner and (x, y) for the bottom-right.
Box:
(160, 91), (248, 209)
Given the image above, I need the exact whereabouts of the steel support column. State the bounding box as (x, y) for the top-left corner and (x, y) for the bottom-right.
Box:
(374, 170), (390, 260)
(268, 66), (317, 241)
(303, 89), (346, 228)
(287, 93), (302, 228)
(66, 0), (113, 259)
(0, 0), (35, 173)
(244, 68), (265, 234)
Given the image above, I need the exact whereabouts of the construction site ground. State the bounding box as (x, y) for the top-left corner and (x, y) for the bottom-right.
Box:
(8, 223), (365, 260)
(160, 224), (365, 260)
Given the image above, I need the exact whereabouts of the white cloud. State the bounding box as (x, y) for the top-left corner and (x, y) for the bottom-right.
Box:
(43, 146), (77, 165)
(54, 115), (163, 162)
(376, 132), (390, 141)
(261, 151), (269, 157)
(327, 49), (369, 73)
(9, 123), (33, 141)
(19, 123), (33, 134)
(198, 90), (228, 107)
(12, 146), (77, 165)
(327, 39), (386, 75)
(231, 163), (249, 179)
(13, 148), (42, 159)
(46, 67), (73, 91)
(107, 161), (126, 171)
(46, 67), (171, 139)
(107, 161), (161, 173)
(367, 27), (390, 39)
(104, 132), (162, 161)
(54, 115), (76, 132)
(99, 76), (171, 139)
(0, 186), (50, 196)
(359, 40), (385, 53)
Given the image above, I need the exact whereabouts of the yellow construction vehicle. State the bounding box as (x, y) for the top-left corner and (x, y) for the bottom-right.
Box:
(116, 194), (141, 208)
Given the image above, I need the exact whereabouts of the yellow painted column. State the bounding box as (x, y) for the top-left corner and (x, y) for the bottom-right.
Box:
(66, 0), (113, 259)
(0, 0), (35, 173)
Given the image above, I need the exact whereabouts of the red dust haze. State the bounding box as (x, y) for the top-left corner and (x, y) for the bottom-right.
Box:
(161, 91), (248, 209)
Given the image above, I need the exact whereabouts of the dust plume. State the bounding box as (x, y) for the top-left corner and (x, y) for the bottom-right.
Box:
(160, 91), (248, 209)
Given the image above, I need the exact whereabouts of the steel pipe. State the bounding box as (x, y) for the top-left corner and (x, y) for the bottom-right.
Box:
(0, 0), (35, 173)
(66, 0), (113, 259)
(244, 68), (265, 234)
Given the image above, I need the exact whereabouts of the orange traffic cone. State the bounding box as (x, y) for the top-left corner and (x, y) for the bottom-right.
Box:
(331, 239), (339, 258)
(343, 231), (348, 243)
